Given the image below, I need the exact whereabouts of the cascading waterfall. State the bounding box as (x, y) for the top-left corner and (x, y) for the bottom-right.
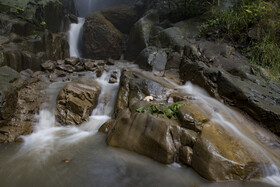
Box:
(68, 17), (85, 58)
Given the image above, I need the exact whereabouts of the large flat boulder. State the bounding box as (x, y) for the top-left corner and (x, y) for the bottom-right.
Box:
(83, 12), (124, 60)
(56, 79), (101, 126)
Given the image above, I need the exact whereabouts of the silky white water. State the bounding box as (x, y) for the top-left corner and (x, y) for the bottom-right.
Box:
(69, 17), (85, 57)
(0, 6), (279, 186)
(174, 81), (280, 186)
(0, 63), (275, 187)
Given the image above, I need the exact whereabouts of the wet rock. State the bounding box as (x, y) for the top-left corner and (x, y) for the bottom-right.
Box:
(135, 46), (167, 76)
(49, 73), (58, 82)
(180, 40), (280, 136)
(84, 60), (96, 71)
(65, 57), (80, 66)
(41, 60), (56, 71)
(151, 27), (186, 51)
(56, 79), (101, 126)
(101, 5), (138, 34)
(96, 67), (104, 78)
(56, 63), (75, 73)
(105, 58), (115, 66)
(0, 76), (49, 143)
(178, 102), (210, 132)
(126, 10), (159, 60)
(191, 122), (270, 181)
(99, 119), (115, 134)
(115, 71), (174, 114)
(180, 128), (197, 147)
(107, 109), (179, 164)
(44, 31), (70, 60)
(166, 51), (182, 70)
(83, 12), (124, 60)
(108, 71), (118, 84)
(54, 69), (67, 77)
(109, 78), (117, 84)
(0, 66), (19, 109)
(179, 146), (193, 166)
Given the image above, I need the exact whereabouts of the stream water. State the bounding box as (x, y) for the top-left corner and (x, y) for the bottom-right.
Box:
(0, 2), (280, 186)
(0, 62), (278, 187)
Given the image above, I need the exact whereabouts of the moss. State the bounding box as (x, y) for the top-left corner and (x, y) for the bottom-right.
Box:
(136, 103), (184, 119)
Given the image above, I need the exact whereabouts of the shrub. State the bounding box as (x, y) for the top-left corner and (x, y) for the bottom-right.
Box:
(136, 103), (184, 119)
(200, 0), (280, 77)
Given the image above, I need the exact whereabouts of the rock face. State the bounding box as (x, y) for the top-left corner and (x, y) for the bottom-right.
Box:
(83, 12), (124, 60)
(179, 40), (280, 136)
(0, 66), (19, 109)
(0, 0), (70, 72)
(56, 79), (101, 126)
(125, 10), (159, 60)
(0, 69), (49, 143)
(101, 5), (139, 34)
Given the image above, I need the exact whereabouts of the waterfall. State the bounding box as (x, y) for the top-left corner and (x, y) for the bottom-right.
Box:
(68, 17), (85, 58)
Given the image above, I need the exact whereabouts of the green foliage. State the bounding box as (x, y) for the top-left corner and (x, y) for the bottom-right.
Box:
(136, 103), (184, 119)
(40, 21), (46, 26)
(16, 7), (24, 14)
(252, 34), (280, 76)
(200, 0), (280, 77)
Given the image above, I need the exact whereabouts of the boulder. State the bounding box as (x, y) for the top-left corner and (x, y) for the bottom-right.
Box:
(151, 27), (186, 51)
(99, 119), (115, 134)
(41, 60), (56, 71)
(107, 109), (180, 164)
(115, 70), (174, 114)
(101, 5), (138, 34)
(135, 46), (167, 76)
(179, 146), (193, 166)
(65, 57), (80, 66)
(192, 122), (270, 181)
(56, 79), (101, 126)
(125, 10), (159, 60)
(166, 51), (182, 70)
(83, 12), (124, 60)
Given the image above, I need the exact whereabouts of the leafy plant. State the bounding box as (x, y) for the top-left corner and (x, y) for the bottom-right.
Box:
(136, 103), (184, 119)
(40, 21), (46, 26)
(16, 7), (24, 14)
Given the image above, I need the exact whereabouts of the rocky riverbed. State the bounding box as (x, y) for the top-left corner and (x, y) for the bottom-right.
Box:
(0, 0), (280, 186)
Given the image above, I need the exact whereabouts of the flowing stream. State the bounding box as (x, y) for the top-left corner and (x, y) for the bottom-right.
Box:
(0, 3), (280, 186)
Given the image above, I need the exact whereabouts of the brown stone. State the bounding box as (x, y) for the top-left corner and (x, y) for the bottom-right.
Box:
(83, 12), (124, 59)
(56, 79), (101, 126)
